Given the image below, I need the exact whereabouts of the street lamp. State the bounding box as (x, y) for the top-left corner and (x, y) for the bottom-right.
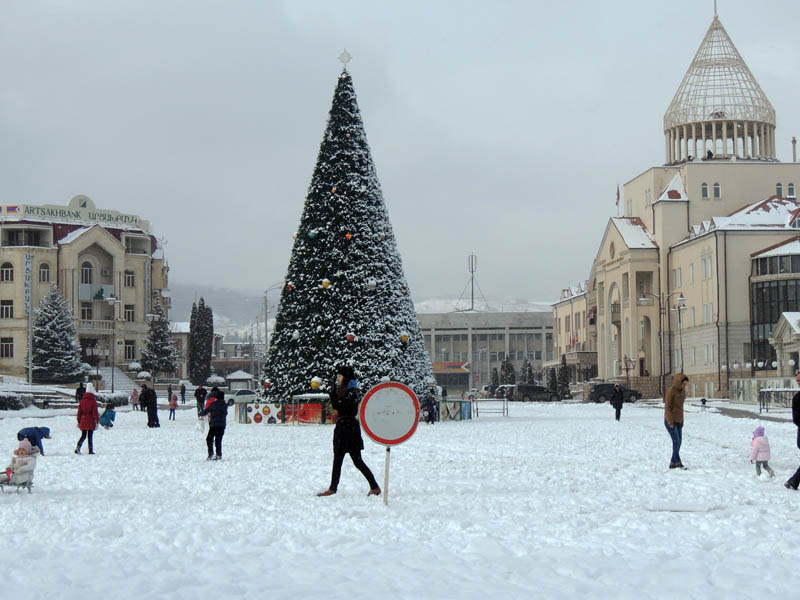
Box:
(639, 290), (686, 395)
(669, 294), (687, 372)
(263, 281), (284, 355)
(107, 295), (122, 392)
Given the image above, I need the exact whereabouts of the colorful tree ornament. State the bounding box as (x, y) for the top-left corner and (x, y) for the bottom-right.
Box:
(346, 133), (350, 139)
(308, 230), (318, 239)
(345, 232), (352, 240)
(285, 282), (293, 292)
(331, 188), (336, 194)
(310, 376), (323, 389)
(292, 232), (298, 239)
(366, 279), (377, 291)
(292, 329), (300, 341)
(321, 279), (331, 289)
(400, 331), (409, 344)
(346, 332), (356, 343)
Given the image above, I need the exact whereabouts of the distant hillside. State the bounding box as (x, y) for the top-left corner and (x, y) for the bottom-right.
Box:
(169, 282), (554, 342)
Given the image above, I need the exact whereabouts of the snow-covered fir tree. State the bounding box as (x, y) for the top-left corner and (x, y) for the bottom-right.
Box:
(30, 285), (83, 383)
(521, 358), (535, 384)
(491, 367), (500, 386)
(188, 298), (213, 385)
(500, 357), (516, 384)
(557, 354), (570, 398)
(140, 301), (178, 380)
(547, 368), (557, 393)
(262, 67), (432, 400)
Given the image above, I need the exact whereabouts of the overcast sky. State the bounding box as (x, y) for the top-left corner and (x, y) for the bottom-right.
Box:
(2, 0), (800, 304)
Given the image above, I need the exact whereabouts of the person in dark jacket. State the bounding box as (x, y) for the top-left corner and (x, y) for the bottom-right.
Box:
(611, 384), (624, 421)
(140, 383), (160, 428)
(75, 383), (100, 454)
(422, 393), (436, 424)
(180, 383), (186, 404)
(785, 372), (800, 489)
(17, 426), (51, 456)
(318, 365), (380, 497)
(199, 391), (228, 460)
(194, 385), (207, 417)
(665, 373), (689, 469)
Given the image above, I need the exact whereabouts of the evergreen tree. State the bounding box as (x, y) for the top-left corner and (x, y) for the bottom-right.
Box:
(140, 301), (178, 380)
(521, 358), (535, 384)
(547, 368), (557, 393)
(263, 68), (432, 400)
(557, 354), (570, 398)
(500, 357), (516, 384)
(188, 301), (198, 383)
(491, 367), (500, 386)
(30, 286), (83, 383)
(189, 298), (213, 385)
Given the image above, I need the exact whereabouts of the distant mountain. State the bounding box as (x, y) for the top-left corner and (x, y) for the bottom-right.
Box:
(169, 281), (554, 342)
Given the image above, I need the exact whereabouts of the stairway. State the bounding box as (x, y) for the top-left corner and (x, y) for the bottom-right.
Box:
(95, 366), (138, 394)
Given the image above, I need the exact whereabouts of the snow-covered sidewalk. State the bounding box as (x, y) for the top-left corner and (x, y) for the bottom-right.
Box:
(1, 402), (798, 599)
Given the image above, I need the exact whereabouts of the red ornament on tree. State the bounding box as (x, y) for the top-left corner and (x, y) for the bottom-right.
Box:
(331, 188), (336, 194)
(346, 332), (356, 343)
(345, 232), (352, 240)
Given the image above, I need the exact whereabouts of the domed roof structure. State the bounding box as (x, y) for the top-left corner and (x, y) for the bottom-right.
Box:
(663, 12), (777, 165)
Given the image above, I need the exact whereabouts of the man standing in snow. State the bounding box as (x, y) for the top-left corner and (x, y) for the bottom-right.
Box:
(664, 373), (689, 470)
(611, 384), (624, 421)
(784, 372), (800, 490)
(194, 384), (207, 417)
(199, 390), (228, 460)
(140, 383), (160, 428)
(180, 383), (186, 404)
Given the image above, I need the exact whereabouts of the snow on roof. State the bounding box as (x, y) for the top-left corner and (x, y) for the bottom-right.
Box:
(684, 196), (800, 244)
(170, 322), (191, 334)
(152, 248), (164, 260)
(611, 217), (657, 249)
(656, 172), (688, 202)
(225, 370), (254, 380)
(752, 237), (800, 258)
(58, 227), (92, 244)
(780, 312), (800, 335)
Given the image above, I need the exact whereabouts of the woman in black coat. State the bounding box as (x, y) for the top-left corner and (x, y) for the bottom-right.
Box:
(611, 384), (624, 421)
(318, 365), (381, 497)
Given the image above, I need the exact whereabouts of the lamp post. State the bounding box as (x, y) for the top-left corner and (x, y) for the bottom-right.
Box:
(107, 295), (122, 392)
(670, 294), (687, 372)
(639, 290), (686, 395)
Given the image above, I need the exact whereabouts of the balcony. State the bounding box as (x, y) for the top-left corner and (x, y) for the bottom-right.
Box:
(78, 284), (116, 302)
(76, 319), (114, 333)
(610, 302), (621, 323)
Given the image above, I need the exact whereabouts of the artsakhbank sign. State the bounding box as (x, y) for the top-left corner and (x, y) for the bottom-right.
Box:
(2, 195), (148, 231)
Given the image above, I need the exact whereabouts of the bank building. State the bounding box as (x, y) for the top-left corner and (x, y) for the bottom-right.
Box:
(551, 9), (800, 400)
(0, 195), (170, 379)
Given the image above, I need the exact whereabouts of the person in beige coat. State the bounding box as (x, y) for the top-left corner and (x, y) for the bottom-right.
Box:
(664, 372), (689, 469)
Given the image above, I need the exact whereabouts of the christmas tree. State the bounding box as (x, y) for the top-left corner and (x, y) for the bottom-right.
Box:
(30, 286), (83, 383)
(189, 298), (213, 385)
(262, 65), (432, 400)
(140, 301), (178, 380)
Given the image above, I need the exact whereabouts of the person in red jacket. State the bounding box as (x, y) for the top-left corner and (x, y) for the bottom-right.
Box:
(75, 382), (100, 455)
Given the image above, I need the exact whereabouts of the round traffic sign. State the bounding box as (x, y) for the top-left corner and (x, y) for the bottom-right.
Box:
(359, 382), (419, 446)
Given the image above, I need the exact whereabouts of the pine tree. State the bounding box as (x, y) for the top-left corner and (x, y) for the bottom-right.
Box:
(262, 68), (432, 400)
(140, 301), (178, 380)
(557, 354), (570, 398)
(189, 298), (213, 385)
(547, 368), (557, 393)
(521, 358), (535, 384)
(188, 301), (198, 383)
(30, 285), (83, 383)
(500, 357), (516, 384)
(491, 367), (500, 386)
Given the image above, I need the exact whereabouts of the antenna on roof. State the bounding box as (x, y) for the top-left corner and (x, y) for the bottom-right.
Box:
(454, 254), (491, 312)
(714, 0), (718, 18)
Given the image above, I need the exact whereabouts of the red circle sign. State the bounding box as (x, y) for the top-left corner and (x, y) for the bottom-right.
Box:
(359, 382), (419, 446)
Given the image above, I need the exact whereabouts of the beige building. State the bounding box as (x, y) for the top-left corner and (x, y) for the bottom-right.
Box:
(0, 195), (170, 378)
(555, 12), (800, 398)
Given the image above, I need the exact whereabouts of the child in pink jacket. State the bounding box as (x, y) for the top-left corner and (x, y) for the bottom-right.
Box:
(749, 426), (775, 478)
(168, 394), (178, 421)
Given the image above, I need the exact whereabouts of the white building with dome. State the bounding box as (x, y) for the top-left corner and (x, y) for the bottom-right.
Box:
(551, 8), (800, 399)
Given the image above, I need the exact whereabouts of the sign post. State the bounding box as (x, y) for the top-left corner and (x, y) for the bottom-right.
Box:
(24, 253), (33, 384)
(359, 382), (419, 506)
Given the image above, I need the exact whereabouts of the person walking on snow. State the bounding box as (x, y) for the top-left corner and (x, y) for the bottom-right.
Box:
(168, 393), (178, 420)
(749, 426), (775, 478)
(75, 383), (100, 454)
(784, 372), (800, 490)
(611, 384), (624, 421)
(199, 390), (228, 460)
(180, 383), (186, 405)
(194, 385), (207, 417)
(317, 365), (380, 497)
(665, 373), (689, 470)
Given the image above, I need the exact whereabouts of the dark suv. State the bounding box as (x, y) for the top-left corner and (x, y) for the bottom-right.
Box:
(588, 383), (642, 403)
(507, 384), (560, 402)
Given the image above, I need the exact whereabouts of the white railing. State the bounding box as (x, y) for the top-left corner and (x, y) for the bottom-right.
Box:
(76, 319), (114, 331)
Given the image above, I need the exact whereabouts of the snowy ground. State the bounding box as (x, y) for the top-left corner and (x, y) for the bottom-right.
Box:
(1, 400), (798, 599)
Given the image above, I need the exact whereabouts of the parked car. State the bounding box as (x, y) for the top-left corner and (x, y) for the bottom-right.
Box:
(494, 384), (514, 399)
(231, 389), (257, 401)
(588, 383), (642, 404)
(511, 384), (560, 402)
(465, 388), (479, 400)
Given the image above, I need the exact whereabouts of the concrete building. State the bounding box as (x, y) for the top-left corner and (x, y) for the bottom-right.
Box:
(418, 311), (553, 393)
(0, 195), (170, 378)
(554, 11), (800, 398)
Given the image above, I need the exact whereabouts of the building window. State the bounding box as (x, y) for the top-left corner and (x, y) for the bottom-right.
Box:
(691, 347), (696, 366)
(689, 263), (694, 284)
(0, 300), (12, 319)
(789, 183), (796, 198)
(777, 183), (783, 198)
(713, 183), (721, 199)
(124, 305), (135, 322)
(689, 307), (696, 327)
(0, 337), (12, 358)
(701, 183), (708, 199)
(81, 302), (93, 321)
(0, 262), (13, 282)
(38, 263), (50, 283)
(124, 340), (136, 361)
(124, 270), (135, 287)
(81, 261), (93, 285)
